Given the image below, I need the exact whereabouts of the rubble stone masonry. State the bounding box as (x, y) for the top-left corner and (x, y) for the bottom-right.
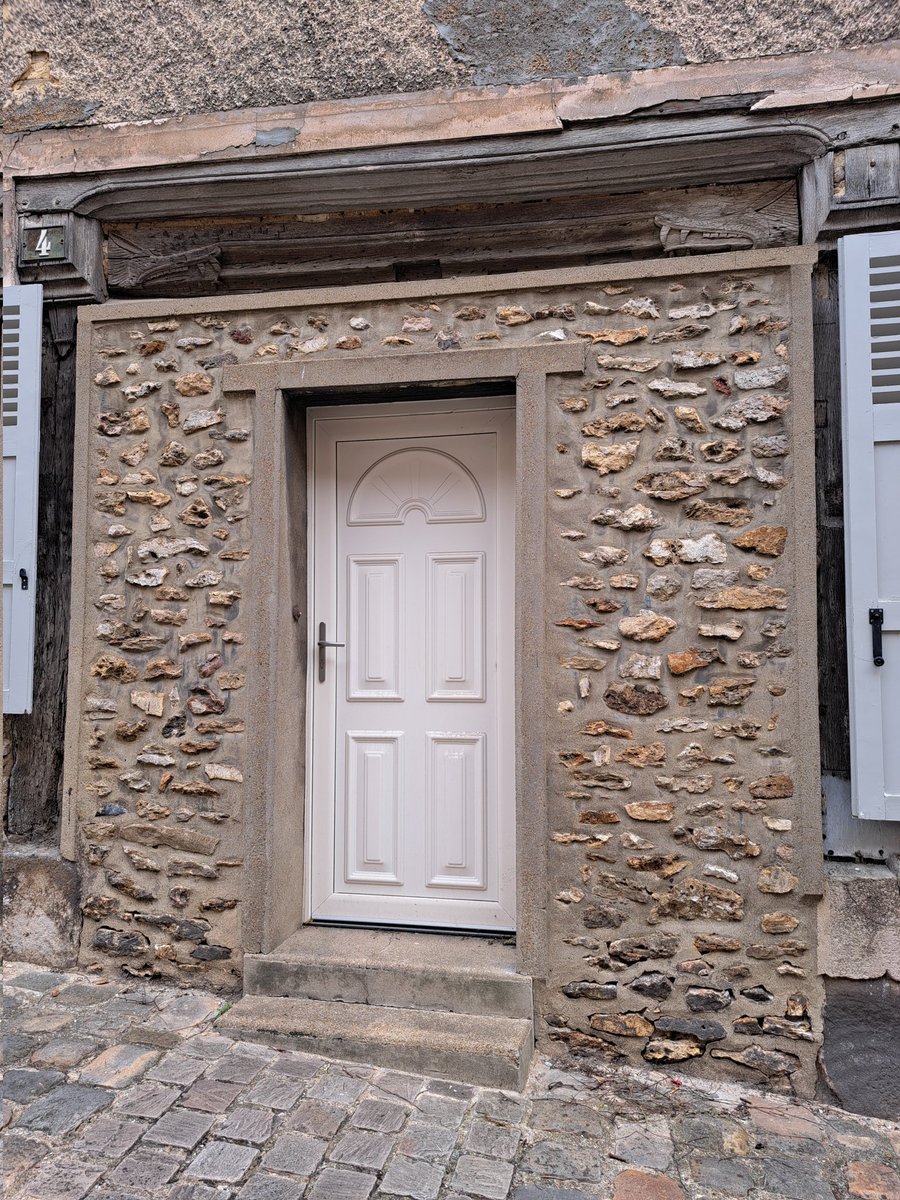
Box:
(66, 250), (821, 1093)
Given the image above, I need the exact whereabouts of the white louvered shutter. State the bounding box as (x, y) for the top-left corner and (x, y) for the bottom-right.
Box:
(2, 284), (42, 715)
(839, 231), (900, 820)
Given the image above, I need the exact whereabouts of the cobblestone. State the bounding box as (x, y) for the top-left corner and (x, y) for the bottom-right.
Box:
(4, 963), (898, 1200)
(185, 1139), (259, 1182)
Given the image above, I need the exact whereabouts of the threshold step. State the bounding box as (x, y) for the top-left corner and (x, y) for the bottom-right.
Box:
(217, 994), (533, 1090)
(244, 926), (533, 1019)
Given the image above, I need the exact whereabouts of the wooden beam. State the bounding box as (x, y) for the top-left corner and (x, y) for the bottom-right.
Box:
(104, 181), (799, 297)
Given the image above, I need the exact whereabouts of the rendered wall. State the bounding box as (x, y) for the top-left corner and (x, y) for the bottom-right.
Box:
(5, 0), (898, 129)
(66, 250), (822, 1091)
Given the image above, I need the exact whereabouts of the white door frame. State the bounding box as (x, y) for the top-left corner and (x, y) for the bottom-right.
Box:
(304, 395), (516, 930)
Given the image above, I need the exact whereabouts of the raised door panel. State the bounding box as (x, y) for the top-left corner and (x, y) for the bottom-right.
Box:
(347, 556), (404, 701)
(427, 552), (485, 702)
(425, 733), (487, 890)
(343, 732), (403, 885)
(347, 447), (486, 525)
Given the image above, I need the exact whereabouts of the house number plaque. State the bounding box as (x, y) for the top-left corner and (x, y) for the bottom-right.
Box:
(19, 225), (66, 264)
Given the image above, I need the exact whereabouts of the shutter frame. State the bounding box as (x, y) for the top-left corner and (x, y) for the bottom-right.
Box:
(839, 230), (900, 821)
(2, 283), (42, 715)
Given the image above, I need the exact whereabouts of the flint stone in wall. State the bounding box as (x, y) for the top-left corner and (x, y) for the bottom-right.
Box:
(117, 823), (219, 855)
(94, 926), (150, 956)
(651, 879), (744, 922)
(604, 682), (668, 715)
(654, 1015), (726, 1041)
(643, 1037), (702, 1062)
(709, 1045), (800, 1076)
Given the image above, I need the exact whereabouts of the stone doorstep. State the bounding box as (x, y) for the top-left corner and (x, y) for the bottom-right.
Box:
(244, 925), (533, 1019)
(217, 994), (533, 1090)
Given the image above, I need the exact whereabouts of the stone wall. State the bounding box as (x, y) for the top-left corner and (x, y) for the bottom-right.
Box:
(70, 253), (820, 1088)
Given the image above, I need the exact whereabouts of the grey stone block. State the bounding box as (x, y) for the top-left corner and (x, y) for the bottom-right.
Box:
(180, 1034), (236, 1059)
(167, 1184), (233, 1200)
(690, 1154), (756, 1195)
(78, 1043), (159, 1088)
(2, 849), (80, 969)
(528, 1098), (609, 1138)
(285, 1099), (345, 1139)
(350, 1098), (409, 1133)
(219, 1105), (275, 1145)
(372, 1070), (426, 1102)
(108, 1147), (183, 1190)
(32, 1039), (99, 1071)
(241, 1072), (307, 1109)
(521, 1139), (610, 1184)
(511, 1189), (594, 1200)
(463, 1118), (520, 1160)
(186, 1140), (260, 1183)
(308, 1167), (378, 1200)
(2, 1032), (37, 1064)
(307, 1070), (369, 1105)
(147, 1053), (210, 1086)
(821, 977), (900, 1120)
(239, 1176), (304, 1200)
(72, 1115), (145, 1158)
(450, 1155), (514, 1200)
(413, 1093), (468, 1127)
(3, 1067), (66, 1102)
(7, 970), (68, 992)
(328, 1129), (394, 1170)
(397, 1121), (457, 1160)
(476, 1092), (528, 1124)
(763, 1155), (835, 1200)
(380, 1156), (444, 1200)
(269, 1052), (323, 1079)
(113, 1080), (180, 1119)
(206, 1054), (267, 1084)
(144, 1106), (217, 1149)
(611, 1115), (673, 1171)
(17, 1083), (113, 1134)
(181, 1079), (244, 1112)
(16, 1154), (102, 1200)
(261, 1132), (328, 1176)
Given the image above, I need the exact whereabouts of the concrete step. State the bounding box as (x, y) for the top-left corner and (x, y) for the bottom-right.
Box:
(244, 926), (533, 1019)
(217, 994), (533, 1089)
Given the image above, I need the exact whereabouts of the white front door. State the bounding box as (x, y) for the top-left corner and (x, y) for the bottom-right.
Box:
(306, 398), (516, 930)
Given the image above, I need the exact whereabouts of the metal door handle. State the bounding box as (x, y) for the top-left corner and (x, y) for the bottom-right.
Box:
(317, 621), (345, 682)
(870, 608), (885, 667)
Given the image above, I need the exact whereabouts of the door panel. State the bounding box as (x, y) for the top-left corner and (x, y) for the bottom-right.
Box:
(307, 399), (515, 930)
(425, 732), (487, 889)
(344, 732), (403, 885)
(347, 556), (404, 702)
(427, 553), (485, 701)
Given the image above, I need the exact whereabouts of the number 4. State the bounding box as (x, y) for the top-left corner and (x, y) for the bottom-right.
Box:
(34, 229), (53, 257)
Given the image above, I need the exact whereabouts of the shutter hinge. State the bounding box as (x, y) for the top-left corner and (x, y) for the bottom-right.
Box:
(18, 568), (28, 591)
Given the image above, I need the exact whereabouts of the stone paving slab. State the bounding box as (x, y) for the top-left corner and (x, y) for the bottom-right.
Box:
(3, 962), (899, 1200)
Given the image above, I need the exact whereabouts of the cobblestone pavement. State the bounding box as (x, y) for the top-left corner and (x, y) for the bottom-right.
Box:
(3, 963), (899, 1200)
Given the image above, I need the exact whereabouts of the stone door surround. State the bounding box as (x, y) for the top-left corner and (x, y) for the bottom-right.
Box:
(220, 341), (585, 972)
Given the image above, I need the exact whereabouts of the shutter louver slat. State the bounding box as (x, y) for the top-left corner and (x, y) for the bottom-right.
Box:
(2, 284), (42, 715)
(840, 231), (900, 820)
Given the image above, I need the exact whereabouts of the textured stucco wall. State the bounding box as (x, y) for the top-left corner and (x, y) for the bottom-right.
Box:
(69, 253), (822, 1092)
(4, 0), (898, 130)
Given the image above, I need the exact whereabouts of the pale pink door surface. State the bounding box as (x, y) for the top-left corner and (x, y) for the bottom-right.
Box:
(307, 399), (515, 929)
